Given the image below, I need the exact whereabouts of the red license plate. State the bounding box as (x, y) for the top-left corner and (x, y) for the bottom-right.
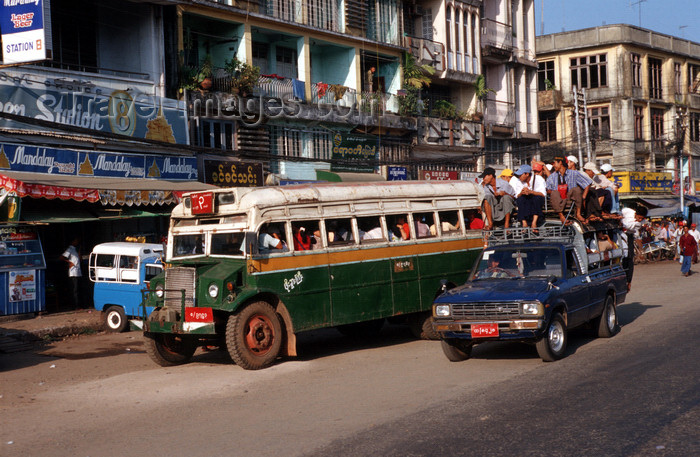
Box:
(191, 192), (214, 214)
(185, 307), (213, 323)
(471, 323), (499, 338)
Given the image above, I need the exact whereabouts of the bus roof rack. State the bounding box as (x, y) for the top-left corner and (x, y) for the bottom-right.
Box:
(484, 222), (577, 246)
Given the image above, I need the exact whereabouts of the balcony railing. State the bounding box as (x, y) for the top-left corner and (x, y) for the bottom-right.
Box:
(310, 83), (400, 114)
(404, 35), (445, 72)
(481, 19), (513, 51)
(259, 0), (341, 33)
(485, 99), (515, 127)
(258, 75), (295, 100)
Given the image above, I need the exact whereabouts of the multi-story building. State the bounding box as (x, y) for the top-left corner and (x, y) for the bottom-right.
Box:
(536, 24), (700, 194)
(480, 0), (539, 170)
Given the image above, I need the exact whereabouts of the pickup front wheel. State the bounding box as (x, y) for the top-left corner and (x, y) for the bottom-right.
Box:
(536, 313), (567, 362)
(441, 339), (473, 362)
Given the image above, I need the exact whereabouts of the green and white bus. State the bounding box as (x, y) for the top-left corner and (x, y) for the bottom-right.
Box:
(137, 181), (484, 369)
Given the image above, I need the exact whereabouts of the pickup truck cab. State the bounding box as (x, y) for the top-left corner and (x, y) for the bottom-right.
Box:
(89, 242), (164, 332)
(433, 221), (633, 362)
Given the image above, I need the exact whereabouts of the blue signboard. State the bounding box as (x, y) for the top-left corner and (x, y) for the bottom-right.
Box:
(387, 166), (407, 181)
(0, 143), (198, 181)
(0, 0), (50, 64)
(0, 78), (189, 144)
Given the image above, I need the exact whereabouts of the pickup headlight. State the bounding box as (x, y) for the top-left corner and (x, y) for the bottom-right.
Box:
(520, 301), (543, 316)
(155, 284), (164, 298)
(434, 304), (451, 317)
(208, 283), (219, 298)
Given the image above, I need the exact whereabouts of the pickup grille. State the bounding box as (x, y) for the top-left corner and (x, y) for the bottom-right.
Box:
(164, 267), (196, 308)
(451, 303), (520, 319)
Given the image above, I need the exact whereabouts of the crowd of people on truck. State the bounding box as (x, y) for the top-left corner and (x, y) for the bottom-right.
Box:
(478, 155), (622, 230)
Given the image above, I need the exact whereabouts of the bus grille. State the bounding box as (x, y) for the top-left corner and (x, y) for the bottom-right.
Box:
(164, 267), (196, 308)
(451, 303), (520, 319)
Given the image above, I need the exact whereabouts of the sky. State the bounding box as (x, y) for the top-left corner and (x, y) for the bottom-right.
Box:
(535, 0), (700, 44)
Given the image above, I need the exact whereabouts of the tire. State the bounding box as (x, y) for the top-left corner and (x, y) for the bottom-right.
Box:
(226, 301), (283, 370)
(441, 339), (473, 362)
(144, 333), (197, 367)
(536, 313), (567, 362)
(336, 319), (384, 338)
(409, 311), (440, 340)
(104, 306), (128, 333)
(596, 295), (618, 338)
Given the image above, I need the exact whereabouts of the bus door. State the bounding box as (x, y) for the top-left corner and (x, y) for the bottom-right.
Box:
(328, 216), (393, 324)
(387, 213), (421, 315)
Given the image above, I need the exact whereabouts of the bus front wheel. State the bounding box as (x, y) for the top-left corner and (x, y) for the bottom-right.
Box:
(144, 334), (196, 366)
(226, 301), (283, 370)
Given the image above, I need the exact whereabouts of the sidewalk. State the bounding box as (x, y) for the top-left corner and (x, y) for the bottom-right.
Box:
(0, 309), (103, 353)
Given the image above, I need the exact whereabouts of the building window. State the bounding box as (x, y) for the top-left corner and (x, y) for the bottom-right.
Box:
(690, 112), (700, 142)
(269, 125), (303, 158)
(538, 60), (555, 91)
(252, 43), (269, 75)
(275, 47), (298, 79)
(651, 108), (664, 149)
(649, 58), (663, 99)
(674, 62), (682, 95)
(689, 64), (700, 94)
(631, 53), (641, 87)
(422, 8), (433, 40)
(570, 54), (607, 89)
(539, 111), (557, 142)
(310, 129), (333, 161)
(634, 106), (644, 140)
(484, 139), (505, 166)
(588, 107), (610, 140)
(446, 7), (453, 70)
(48, 0), (98, 71)
(193, 120), (235, 150)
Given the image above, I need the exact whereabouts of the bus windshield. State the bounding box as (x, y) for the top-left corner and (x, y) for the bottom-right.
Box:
(172, 232), (246, 258)
(471, 247), (562, 280)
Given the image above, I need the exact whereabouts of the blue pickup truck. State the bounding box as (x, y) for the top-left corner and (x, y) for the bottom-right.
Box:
(433, 221), (633, 362)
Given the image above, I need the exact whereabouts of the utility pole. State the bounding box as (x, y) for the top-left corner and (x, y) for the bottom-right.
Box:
(676, 108), (688, 216)
(572, 86), (584, 165)
(582, 88), (592, 163)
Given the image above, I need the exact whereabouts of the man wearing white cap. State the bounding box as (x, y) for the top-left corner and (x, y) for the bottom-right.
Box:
(596, 163), (620, 213)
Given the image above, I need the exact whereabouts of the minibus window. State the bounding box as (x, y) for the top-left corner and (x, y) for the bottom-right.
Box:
(326, 218), (354, 246)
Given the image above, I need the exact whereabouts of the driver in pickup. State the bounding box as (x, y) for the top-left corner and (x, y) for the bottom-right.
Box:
(476, 254), (511, 279)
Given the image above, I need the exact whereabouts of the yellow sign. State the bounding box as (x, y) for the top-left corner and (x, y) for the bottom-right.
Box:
(612, 171), (673, 194)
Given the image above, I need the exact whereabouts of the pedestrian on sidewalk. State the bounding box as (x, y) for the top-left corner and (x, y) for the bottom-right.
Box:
(61, 237), (82, 309)
(678, 226), (697, 277)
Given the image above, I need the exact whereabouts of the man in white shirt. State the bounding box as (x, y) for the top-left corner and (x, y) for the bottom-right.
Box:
(480, 167), (515, 229)
(62, 238), (82, 309)
(509, 164), (546, 228)
(595, 163), (620, 213)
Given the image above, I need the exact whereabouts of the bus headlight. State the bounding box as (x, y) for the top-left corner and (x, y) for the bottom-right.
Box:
(208, 283), (219, 298)
(521, 301), (543, 316)
(155, 284), (164, 298)
(434, 304), (451, 317)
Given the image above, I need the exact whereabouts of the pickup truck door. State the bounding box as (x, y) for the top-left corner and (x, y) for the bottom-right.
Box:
(562, 248), (591, 328)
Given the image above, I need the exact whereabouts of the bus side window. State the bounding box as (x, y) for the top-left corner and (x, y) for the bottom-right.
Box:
(436, 210), (461, 237)
(119, 255), (139, 283)
(387, 214), (410, 241)
(292, 220), (321, 251)
(258, 223), (289, 253)
(463, 209), (484, 230)
(95, 254), (117, 281)
(413, 213), (434, 239)
(358, 216), (385, 244)
(326, 218), (354, 246)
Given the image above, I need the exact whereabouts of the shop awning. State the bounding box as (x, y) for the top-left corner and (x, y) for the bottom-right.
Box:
(0, 171), (216, 206)
(19, 206), (168, 224)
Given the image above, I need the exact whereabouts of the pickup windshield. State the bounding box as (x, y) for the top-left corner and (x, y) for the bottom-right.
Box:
(471, 247), (562, 280)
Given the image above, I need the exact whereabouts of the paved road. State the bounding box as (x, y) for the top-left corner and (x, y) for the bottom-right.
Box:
(1, 261), (698, 457)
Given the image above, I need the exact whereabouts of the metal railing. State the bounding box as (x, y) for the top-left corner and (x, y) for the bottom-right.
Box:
(259, 0), (341, 33)
(481, 19), (513, 51)
(485, 99), (515, 127)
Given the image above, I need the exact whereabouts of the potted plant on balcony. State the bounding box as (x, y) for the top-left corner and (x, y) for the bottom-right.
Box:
(434, 100), (457, 119)
(398, 52), (435, 116)
(225, 57), (261, 97)
(473, 74), (494, 121)
(197, 55), (214, 91)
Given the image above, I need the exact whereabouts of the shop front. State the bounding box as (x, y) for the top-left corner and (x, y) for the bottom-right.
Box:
(615, 171), (699, 219)
(0, 145), (215, 314)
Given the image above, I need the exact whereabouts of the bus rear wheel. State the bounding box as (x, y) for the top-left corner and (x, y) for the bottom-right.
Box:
(145, 334), (197, 366)
(104, 306), (128, 333)
(227, 301), (283, 370)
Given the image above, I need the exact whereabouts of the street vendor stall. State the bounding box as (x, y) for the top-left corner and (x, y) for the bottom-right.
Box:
(0, 226), (46, 315)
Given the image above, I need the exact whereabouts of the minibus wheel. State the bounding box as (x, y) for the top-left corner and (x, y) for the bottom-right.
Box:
(226, 301), (283, 370)
(104, 306), (127, 333)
